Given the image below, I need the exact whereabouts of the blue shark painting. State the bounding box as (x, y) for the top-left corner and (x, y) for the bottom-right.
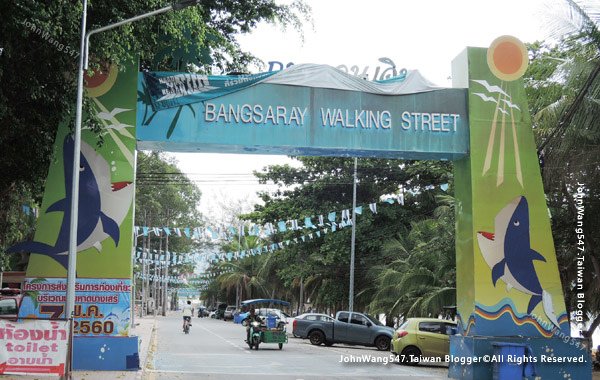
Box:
(477, 196), (560, 328)
(7, 135), (132, 269)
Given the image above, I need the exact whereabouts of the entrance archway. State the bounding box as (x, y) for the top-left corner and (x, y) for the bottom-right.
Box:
(11, 37), (589, 378)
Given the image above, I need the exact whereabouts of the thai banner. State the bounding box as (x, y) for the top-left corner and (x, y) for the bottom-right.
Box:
(18, 278), (131, 337)
(143, 71), (276, 111)
(0, 319), (69, 376)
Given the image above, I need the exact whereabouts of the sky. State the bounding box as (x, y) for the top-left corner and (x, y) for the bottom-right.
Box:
(173, 0), (552, 220)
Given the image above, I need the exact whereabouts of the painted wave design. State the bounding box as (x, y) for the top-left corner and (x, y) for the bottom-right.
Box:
(469, 300), (568, 337)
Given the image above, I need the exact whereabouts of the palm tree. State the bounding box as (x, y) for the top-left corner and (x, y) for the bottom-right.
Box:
(216, 234), (268, 303)
(363, 195), (456, 320)
(531, 0), (600, 339)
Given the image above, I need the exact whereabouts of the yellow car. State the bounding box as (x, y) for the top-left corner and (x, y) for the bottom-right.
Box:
(391, 318), (457, 365)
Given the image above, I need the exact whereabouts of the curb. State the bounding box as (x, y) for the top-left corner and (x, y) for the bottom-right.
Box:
(140, 319), (158, 380)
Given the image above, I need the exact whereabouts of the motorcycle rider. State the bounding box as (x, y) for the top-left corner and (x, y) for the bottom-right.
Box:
(182, 300), (193, 331)
(244, 307), (262, 343)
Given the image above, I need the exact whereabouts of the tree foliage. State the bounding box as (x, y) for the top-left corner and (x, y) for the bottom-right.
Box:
(525, 0), (600, 338)
(0, 0), (309, 259)
(202, 157), (454, 317)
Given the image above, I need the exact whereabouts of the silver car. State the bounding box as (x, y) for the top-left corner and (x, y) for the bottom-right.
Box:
(223, 305), (237, 321)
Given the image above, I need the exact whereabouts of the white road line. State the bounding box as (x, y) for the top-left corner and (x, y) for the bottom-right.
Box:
(195, 321), (250, 354)
(147, 369), (444, 378)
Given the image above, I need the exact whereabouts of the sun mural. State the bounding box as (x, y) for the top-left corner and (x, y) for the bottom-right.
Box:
(84, 64), (119, 98)
(473, 36), (529, 188)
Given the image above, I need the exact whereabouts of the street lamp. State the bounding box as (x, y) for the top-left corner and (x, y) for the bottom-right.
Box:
(67, 0), (201, 319)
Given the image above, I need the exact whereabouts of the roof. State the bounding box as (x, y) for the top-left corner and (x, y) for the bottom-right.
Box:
(240, 299), (290, 307)
(261, 63), (440, 95)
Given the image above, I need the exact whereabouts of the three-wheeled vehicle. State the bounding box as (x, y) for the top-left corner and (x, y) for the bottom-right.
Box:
(238, 299), (290, 350)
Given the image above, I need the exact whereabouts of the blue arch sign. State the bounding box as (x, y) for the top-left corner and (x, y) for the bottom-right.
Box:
(137, 65), (469, 160)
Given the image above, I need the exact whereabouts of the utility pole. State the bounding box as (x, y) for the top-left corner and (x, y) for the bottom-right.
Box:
(349, 157), (358, 312)
(299, 277), (304, 315)
(236, 226), (242, 308)
(140, 210), (147, 317)
(154, 236), (162, 316)
(162, 231), (169, 316)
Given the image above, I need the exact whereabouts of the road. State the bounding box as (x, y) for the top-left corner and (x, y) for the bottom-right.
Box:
(146, 315), (449, 379)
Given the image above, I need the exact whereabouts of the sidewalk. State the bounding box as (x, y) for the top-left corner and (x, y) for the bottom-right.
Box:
(0, 315), (157, 380)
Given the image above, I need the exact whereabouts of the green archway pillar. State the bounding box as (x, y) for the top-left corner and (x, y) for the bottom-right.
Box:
(450, 42), (590, 379)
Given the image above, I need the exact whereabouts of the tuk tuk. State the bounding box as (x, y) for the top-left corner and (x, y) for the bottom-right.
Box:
(237, 299), (290, 350)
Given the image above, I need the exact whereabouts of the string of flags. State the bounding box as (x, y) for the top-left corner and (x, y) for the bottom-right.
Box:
(134, 248), (201, 266)
(134, 196), (405, 241)
(134, 272), (185, 285)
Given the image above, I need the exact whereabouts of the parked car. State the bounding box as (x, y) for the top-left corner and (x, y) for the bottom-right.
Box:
(211, 303), (228, 319)
(391, 318), (457, 364)
(292, 313), (334, 337)
(223, 305), (237, 321)
(197, 306), (209, 318)
(294, 311), (394, 350)
(0, 288), (23, 319)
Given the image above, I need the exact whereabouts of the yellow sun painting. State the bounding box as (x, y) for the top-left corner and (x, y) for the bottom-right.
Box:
(476, 36), (529, 188)
(487, 35), (528, 81)
(84, 64), (119, 98)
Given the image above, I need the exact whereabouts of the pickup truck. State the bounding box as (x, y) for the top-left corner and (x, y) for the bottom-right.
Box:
(293, 311), (394, 351)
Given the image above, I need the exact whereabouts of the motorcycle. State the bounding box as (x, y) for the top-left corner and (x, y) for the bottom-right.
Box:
(183, 318), (191, 334)
(247, 321), (262, 350)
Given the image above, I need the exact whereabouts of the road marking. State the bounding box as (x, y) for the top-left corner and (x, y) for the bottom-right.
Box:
(146, 369), (445, 378)
(195, 321), (250, 354)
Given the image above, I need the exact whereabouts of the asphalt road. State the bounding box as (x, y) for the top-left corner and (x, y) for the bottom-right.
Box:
(146, 315), (449, 379)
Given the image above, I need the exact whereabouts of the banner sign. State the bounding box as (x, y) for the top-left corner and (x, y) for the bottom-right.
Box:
(0, 319), (69, 376)
(137, 66), (469, 161)
(143, 71), (276, 111)
(18, 278), (131, 337)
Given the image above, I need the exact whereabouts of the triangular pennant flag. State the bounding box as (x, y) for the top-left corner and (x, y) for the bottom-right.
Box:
(318, 215), (325, 226)
(265, 223), (275, 235)
(143, 227), (149, 236)
(184, 228), (191, 238)
(304, 217), (316, 229)
(397, 193), (404, 205)
(328, 212), (336, 223)
(277, 221), (287, 232)
(384, 197), (395, 204)
(355, 206), (362, 215)
(341, 209), (350, 220)
(369, 203), (377, 214)
(163, 227), (171, 236)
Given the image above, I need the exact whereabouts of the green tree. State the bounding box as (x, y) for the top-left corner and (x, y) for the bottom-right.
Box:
(241, 157), (452, 313)
(0, 0), (310, 255)
(362, 195), (455, 321)
(134, 152), (202, 306)
(525, 0), (600, 338)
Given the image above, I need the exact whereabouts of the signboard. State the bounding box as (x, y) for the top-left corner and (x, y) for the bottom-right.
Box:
(18, 278), (131, 337)
(144, 71), (276, 110)
(0, 319), (69, 376)
(137, 65), (469, 161)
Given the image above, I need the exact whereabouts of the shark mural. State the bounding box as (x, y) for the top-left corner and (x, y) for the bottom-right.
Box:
(477, 196), (560, 328)
(7, 135), (133, 269)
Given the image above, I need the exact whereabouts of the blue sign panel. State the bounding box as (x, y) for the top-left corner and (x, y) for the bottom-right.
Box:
(137, 70), (469, 160)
